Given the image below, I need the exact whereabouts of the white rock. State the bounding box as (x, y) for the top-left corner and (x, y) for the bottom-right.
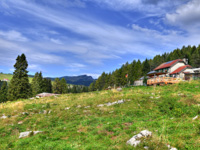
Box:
(77, 105), (81, 108)
(170, 148), (178, 150)
(1, 114), (7, 119)
(126, 137), (141, 147)
(65, 107), (70, 110)
(150, 96), (154, 99)
(144, 146), (149, 149)
(140, 130), (152, 137)
(117, 100), (124, 104)
(193, 115), (198, 120)
(97, 104), (104, 107)
(48, 110), (52, 114)
(19, 131), (42, 138)
(85, 106), (90, 108)
(127, 130), (152, 147)
(19, 131), (31, 138)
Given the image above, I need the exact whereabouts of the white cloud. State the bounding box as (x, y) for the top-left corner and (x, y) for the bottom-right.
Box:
(50, 38), (63, 45)
(166, 0), (200, 30)
(0, 30), (28, 42)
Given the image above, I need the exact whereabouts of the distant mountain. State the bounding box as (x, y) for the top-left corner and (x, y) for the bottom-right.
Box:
(46, 75), (95, 86)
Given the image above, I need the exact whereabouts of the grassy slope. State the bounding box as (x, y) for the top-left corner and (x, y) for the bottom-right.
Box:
(0, 74), (33, 82)
(0, 81), (200, 150)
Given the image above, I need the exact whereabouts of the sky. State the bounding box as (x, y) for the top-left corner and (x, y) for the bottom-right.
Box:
(0, 0), (200, 78)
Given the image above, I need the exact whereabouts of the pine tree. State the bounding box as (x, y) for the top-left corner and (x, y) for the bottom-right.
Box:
(60, 78), (68, 94)
(43, 78), (52, 93)
(8, 54), (31, 100)
(53, 78), (62, 94)
(0, 82), (8, 103)
(31, 72), (40, 96)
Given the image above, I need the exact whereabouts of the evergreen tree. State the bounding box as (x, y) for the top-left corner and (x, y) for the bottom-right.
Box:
(31, 72), (40, 96)
(60, 78), (68, 94)
(43, 78), (52, 93)
(8, 54), (31, 100)
(0, 82), (8, 103)
(53, 78), (62, 94)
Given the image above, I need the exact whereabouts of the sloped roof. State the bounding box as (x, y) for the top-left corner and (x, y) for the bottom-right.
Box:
(154, 59), (184, 71)
(170, 65), (192, 75)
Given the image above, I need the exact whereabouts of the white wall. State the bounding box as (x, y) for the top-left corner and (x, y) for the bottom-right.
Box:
(168, 62), (185, 73)
(134, 80), (143, 86)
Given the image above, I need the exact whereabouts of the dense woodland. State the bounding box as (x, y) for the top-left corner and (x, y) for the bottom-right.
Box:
(0, 54), (89, 103)
(89, 45), (200, 91)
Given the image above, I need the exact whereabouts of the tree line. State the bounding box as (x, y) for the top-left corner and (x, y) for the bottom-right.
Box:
(89, 45), (200, 91)
(0, 54), (89, 103)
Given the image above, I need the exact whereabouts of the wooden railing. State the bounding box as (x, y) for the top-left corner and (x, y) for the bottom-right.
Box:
(147, 77), (182, 85)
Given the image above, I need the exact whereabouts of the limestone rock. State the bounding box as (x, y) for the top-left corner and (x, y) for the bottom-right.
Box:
(127, 130), (152, 147)
(1, 114), (7, 119)
(65, 107), (70, 110)
(97, 104), (104, 107)
(19, 131), (42, 138)
(193, 115), (198, 120)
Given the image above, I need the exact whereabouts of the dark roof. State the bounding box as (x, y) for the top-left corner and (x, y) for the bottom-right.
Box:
(154, 59), (184, 71)
(170, 65), (192, 75)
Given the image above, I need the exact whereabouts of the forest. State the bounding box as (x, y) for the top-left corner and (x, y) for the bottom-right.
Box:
(89, 45), (200, 91)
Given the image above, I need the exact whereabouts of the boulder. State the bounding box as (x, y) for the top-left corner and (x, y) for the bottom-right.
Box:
(19, 131), (42, 138)
(193, 115), (198, 120)
(127, 130), (152, 147)
(97, 104), (104, 107)
(1, 114), (7, 119)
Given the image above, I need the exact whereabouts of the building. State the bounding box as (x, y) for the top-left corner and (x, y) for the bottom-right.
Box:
(147, 59), (196, 80)
(2, 78), (9, 82)
(134, 76), (149, 86)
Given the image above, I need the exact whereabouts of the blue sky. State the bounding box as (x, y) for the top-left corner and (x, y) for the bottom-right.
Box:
(0, 0), (200, 78)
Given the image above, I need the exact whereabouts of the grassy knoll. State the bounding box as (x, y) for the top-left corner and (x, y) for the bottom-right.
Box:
(0, 74), (33, 82)
(0, 81), (200, 149)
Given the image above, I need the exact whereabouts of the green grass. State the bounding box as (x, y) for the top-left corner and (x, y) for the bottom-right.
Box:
(0, 81), (200, 149)
(0, 74), (33, 82)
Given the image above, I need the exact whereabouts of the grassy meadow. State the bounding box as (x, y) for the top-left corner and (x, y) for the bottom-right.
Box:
(0, 74), (33, 82)
(0, 81), (200, 149)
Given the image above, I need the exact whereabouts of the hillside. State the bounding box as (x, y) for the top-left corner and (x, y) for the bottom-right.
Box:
(0, 74), (33, 82)
(0, 74), (94, 86)
(0, 81), (200, 149)
(47, 75), (95, 86)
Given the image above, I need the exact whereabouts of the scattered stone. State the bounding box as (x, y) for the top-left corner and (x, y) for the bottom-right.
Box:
(127, 130), (152, 147)
(48, 110), (52, 114)
(193, 115), (198, 120)
(150, 96), (154, 99)
(19, 131), (42, 138)
(155, 96), (160, 99)
(85, 106), (90, 108)
(97, 104), (104, 107)
(36, 96), (40, 99)
(77, 105), (81, 108)
(36, 92), (59, 98)
(29, 97), (35, 100)
(117, 99), (124, 104)
(144, 146), (149, 149)
(170, 148), (178, 150)
(65, 107), (70, 110)
(1, 114), (7, 119)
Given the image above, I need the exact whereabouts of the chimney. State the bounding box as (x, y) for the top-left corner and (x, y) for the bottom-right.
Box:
(183, 58), (188, 65)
